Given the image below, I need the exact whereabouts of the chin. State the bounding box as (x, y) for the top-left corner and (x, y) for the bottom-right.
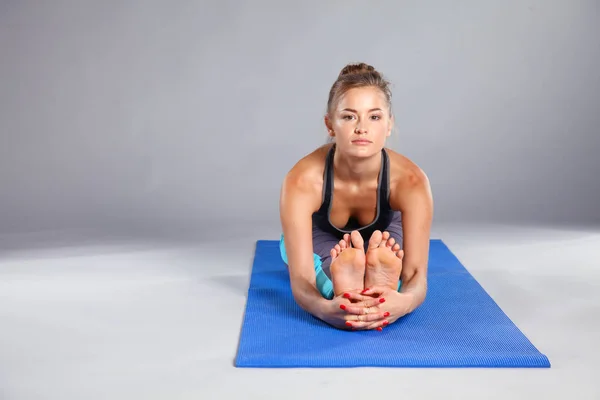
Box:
(341, 143), (381, 158)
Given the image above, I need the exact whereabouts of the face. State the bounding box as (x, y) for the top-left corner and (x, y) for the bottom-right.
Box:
(325, 86), (393, 158)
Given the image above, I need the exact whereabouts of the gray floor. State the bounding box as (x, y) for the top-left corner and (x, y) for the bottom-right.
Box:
(1, 223), (599, 399)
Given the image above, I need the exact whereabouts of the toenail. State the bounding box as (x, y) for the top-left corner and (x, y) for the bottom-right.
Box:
(340, 305), (346, 310)
(343, 293), (351, 298)
(383, 320), (389, 326)
(379, 298), (386, 303)
(384, 312), (390, 317)
(345, 321), (352, 327)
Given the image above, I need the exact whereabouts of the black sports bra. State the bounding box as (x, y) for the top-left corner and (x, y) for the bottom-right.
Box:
(311, 144), (395, 241)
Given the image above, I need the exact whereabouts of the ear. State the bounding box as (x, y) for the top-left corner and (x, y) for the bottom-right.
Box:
(387, 113), (394, 137)
(324, 114), (334, 137)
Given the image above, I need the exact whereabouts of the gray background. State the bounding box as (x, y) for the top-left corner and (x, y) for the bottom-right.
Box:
(1, 0), (599, 239)
(1, 3), (600, 399)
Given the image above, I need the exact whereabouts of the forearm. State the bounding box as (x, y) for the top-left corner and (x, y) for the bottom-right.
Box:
(290, 276), (329, 320)
(400, 268), (427, 313)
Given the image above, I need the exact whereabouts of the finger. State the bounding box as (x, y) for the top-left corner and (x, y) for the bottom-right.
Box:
(360, 286), (388, 296)
(341, 291), (371, 303)
(344, 309), (388, 322)
(346, 317), (389, 330)
(340, 299), (385, 316)
(365, 318), (390, 331)
(357, 296), (388, 308)
(344, 319), (371, 330)
(337, 295), (367, 313)
(341, 303), (374, 315)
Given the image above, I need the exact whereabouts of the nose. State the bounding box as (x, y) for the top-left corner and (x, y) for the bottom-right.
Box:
(355, 125), (366, 134)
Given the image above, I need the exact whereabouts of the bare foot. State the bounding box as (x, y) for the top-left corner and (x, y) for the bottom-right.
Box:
(364, 230), (404, 291)
(330, 231), (366, 297)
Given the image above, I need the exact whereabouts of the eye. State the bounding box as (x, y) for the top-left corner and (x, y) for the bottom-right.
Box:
(371, 115), (381, 120)
(342, 115), (354, 120)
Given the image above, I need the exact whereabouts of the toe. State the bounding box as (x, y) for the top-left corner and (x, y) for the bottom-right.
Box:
(343, 233), (351, 247)
(379, 232), (390, 248)
(350, 231), (364, 250)
(381, 231), (390, 243)
(330, 248), (337, 259)
(396, 249), (404, 259)
(339, 239), (347, 250)
(386, 237), (396, 249)
(368, 230), (383, 250)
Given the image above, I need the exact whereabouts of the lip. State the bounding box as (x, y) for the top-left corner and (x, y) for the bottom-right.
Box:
(351, 139), (371, 145)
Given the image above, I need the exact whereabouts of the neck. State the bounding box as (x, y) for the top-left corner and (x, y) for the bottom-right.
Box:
(332, 148), (382, 184)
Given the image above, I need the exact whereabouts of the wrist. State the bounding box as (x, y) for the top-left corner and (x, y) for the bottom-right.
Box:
(315, 297), (331, 320)
(404, 292), (417, 313)
(403, 290), (426, 314)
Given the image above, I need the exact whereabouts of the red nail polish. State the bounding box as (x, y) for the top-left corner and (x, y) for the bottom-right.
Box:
(340, 305), (346, 310)
(377, 327), (383, 331)
(345, 321), (352, 327)
(343, 293), (351, 298)
(379, 298), (386, 303)
(384, 312), (390, 317)
(383, 320), (389, 326)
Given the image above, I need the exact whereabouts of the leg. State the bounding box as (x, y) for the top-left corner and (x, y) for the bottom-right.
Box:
(329, 231), (366, 297)
(385, 211), (405, 290)
(279, 234), (335, 299)
(364, 214), (404, 290)
(280, 225), (365, 300)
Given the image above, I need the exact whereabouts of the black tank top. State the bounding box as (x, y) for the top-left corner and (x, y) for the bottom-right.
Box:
(312, 144), (395, 242)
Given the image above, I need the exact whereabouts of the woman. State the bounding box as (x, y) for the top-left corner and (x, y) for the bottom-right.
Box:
(279, 63), (433, 331)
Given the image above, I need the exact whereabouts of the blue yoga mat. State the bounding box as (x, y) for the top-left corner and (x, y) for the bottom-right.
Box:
(235, 239), (550, 368)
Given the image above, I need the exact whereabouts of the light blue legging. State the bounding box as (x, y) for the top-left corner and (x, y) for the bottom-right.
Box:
(279, 234), (402, 300)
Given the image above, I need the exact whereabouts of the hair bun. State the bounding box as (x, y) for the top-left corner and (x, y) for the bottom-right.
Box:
(338, 62), (376, 77)
(326, 62), (392, 117)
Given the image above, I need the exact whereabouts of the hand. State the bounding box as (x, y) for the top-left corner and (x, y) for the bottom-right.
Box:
(359, 286), (414, 329)
(322, 291), (390, 331)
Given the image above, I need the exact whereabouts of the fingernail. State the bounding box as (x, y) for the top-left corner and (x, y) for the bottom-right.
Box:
(361, 288), (370, 293)
(383, 320), (389, 326)
(345, 321), (352, 327)
(377, 327), (383, 331)
(384, 312), (390, 317)
(379, 298), (386, 303)
(343, 293), (351, 298)
(340, 305), (346, 310)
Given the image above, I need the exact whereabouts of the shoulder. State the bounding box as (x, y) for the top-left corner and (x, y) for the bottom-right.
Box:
(281, 144), (331, 198)
(385, 147), (433, 211)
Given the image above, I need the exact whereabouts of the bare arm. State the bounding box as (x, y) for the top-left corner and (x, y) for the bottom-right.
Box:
(395, 168), (434, 313)
(279, 171), (329, 320)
